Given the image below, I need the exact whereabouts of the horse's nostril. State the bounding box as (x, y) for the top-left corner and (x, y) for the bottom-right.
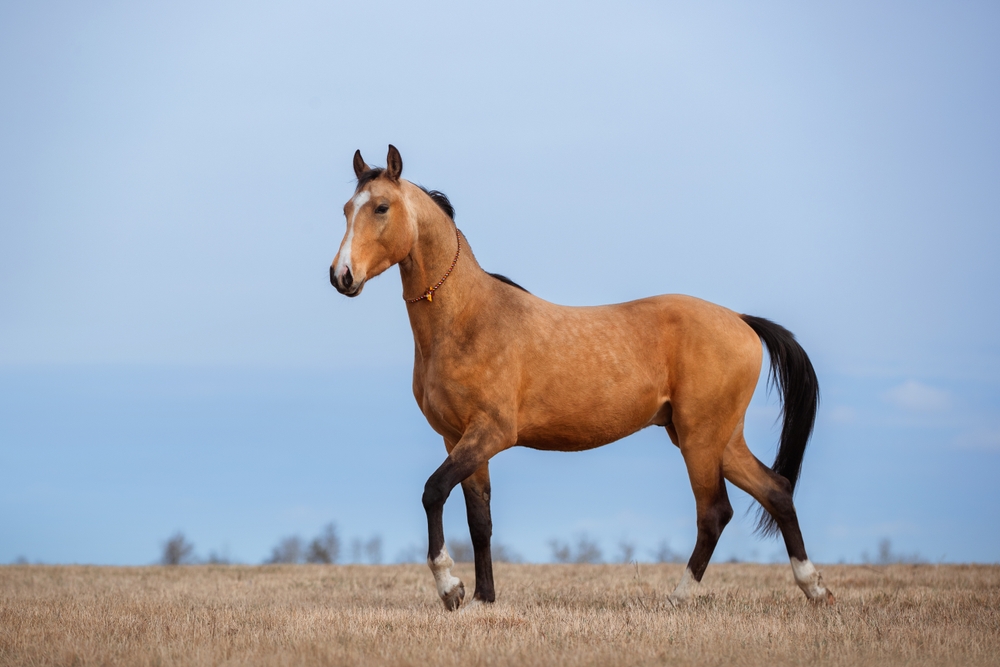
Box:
(343, 267), (354, 289)
(329, 265), (337, 287)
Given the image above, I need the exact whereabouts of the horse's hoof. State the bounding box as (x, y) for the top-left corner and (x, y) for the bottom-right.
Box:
(808, 589), (835, 605)
(441, 580), (465, 611)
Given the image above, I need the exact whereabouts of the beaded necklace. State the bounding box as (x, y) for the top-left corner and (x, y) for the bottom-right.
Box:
(404, 228), (461, 304)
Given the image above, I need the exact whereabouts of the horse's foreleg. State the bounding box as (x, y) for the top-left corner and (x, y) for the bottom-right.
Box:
(670, 447), (733, 605)
(422, 433), (502, 611)
(461, 463), (495, 604)
(722, 436), (834, 603)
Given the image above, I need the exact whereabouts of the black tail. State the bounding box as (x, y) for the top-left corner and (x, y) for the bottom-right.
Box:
(741, 315), (820, 537)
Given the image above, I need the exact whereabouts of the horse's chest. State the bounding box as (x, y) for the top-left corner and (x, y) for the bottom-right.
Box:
(412, 362), (472, 440)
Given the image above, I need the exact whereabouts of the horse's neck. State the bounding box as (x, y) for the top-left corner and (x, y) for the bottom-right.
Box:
(400, 207), (486, 360)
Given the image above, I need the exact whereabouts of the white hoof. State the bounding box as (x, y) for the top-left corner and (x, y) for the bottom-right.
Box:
(791, 558), (835, 604)
(429, 546), (465, 611)
(441, 580), (465, 611)
(668, 567), (699, 606)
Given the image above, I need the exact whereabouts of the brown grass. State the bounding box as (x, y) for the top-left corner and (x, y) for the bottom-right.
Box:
(2, 563), (999, 666)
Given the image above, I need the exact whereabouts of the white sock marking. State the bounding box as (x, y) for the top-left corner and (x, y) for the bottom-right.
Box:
(790, 557), (829, 600)
(428, 545), (461, 598)
(669, 567), (699, 603)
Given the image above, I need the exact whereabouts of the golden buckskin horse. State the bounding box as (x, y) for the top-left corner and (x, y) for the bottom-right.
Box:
(330, 146), (833, 609)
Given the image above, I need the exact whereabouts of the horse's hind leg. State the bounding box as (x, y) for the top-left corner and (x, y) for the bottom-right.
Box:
(722, 435), (834, 603)
(669, 441), (734, 604)
(461, 462), (495, 603)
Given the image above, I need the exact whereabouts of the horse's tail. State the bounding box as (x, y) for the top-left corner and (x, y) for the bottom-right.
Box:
(741, 314), (820, 537)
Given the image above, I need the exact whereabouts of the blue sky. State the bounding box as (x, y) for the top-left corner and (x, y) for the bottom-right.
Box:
(2, 1), (998, 565)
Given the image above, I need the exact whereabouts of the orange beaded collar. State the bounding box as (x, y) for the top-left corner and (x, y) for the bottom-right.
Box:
(404, 228), (461, 304)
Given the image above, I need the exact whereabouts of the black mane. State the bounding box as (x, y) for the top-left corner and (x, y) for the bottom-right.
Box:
(418, 187), (455, 220)
(489, 273), (529, 293)
(355, 169), (527, 293)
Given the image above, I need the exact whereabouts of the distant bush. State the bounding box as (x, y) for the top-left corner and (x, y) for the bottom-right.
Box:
(393, 539), (522, 564)
(305, 523), (341, 564)
(864, 538), (926, 565)
(161, 532), (196, 565)
(616, 540), (637, 564)
(394, 544), (424, 564)
(448, 539), (523, 564)
(651, 540), (685, 564)
(549, 534), (603, 564)
(266, 536), (304, 564)
(450, 540), (475, 563)
(492, 542), (522, 564)
(263, 526), (385, 565)
(349, 536), (383, 564)
(205, 551), (231, 565)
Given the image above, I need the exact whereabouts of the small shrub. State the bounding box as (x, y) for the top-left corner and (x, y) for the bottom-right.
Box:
(450, 540), (475, 563)
(652, 540), (685, 564)
(306, 523), (341, 564)
(549, 534), (603, 564)
(266, 536), (304, 564)
(161, 532), (196, 565)
(617, 540), (636, 564)
(351, 535), (383, 564)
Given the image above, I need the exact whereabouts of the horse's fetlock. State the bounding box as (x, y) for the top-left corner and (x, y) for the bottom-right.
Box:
(429, 547), (454, 569)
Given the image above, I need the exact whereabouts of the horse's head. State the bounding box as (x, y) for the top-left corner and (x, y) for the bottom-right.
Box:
(330, 145), (417, 297)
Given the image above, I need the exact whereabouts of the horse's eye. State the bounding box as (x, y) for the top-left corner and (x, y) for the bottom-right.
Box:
(374, 204), (389, 214)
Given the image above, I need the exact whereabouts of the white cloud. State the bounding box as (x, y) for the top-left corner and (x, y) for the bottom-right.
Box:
(882, 380), (952, 412)
(952, 428), (1000, 452)
(825, 405), (857, 424)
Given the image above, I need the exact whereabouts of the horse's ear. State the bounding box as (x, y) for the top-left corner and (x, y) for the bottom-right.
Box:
(353, 150), (369, 179)
(386, 144), (403, 181)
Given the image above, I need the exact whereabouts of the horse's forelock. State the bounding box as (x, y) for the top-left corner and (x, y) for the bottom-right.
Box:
(355, 168), (384, 191)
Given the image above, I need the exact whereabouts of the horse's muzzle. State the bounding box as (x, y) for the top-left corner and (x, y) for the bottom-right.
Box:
(330, 265), (364, 297)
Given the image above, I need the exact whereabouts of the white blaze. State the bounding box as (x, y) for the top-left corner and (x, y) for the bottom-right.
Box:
(336, 190), (369, 278)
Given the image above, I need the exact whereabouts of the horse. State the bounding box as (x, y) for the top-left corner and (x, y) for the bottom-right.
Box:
(330, 145), (834, 609)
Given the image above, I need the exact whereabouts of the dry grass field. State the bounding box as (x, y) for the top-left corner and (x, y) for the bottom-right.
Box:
(2, 562), (999, 666)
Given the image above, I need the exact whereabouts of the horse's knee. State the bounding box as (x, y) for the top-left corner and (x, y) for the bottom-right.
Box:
(422, 478), (448, 512)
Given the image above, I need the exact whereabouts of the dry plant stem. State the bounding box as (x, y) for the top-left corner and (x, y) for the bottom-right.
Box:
(2, 563), (999, 667)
